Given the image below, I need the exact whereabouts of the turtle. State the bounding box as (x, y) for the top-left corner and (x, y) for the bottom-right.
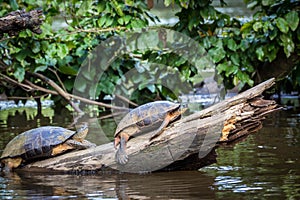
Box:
(0, 124), (96, 171)
(114, 101), (187, 165)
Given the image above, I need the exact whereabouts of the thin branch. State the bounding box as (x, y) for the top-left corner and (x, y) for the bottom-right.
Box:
(0, 73), (33, 91)
(115, 94), (138, 107)
(49, 68), (67, 92)
(24, 74), (129, 111)
(24, 79), (58, 95)
(44, 27), (126, 40)
(7, 94), (49, 100)
(25, 73), (82, 113)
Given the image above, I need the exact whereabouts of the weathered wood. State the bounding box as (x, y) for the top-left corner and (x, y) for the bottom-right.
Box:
(23, 78), (280, 173)
(0, 9), (44, 38)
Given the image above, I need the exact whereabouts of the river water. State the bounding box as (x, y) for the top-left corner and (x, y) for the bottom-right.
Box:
(0, 99), (299, 199)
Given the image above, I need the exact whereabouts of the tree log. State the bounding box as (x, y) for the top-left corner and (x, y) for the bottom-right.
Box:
(0, 9), (44, 38)
(23, 78), (280, 173)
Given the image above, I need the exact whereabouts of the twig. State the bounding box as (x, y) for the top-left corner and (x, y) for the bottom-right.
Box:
(44, 27), (126, 40)
(7, 94), (49, 100)
(24, 74), (129, 111)
(29, 72), (71, 100)
(49, 68), (67, 92)
(26, 73), (81, 113)
(98, 110), (129, 120)
(0, 73), (33, 91)
(115, 94), (138, 107)
(24, 79), (58, 95)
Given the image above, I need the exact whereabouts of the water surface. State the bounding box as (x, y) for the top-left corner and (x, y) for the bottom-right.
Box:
(0, 102), (299, 199)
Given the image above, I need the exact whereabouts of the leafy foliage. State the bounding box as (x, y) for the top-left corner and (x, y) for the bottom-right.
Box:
(169, 0), (300, 89)
(0, 0), (300, 108)
(0, 0), (154, 104)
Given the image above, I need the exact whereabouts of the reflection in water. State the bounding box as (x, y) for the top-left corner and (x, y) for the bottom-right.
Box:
(1, 171), (215, 199)
(201, 110), (300, 199)
(0, 106), (300, 199)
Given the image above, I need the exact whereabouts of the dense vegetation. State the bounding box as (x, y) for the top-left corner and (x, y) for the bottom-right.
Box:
(0, 0), (299, 110)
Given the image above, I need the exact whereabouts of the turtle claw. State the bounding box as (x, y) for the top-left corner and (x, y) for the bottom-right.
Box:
(115, 148), (128, 165)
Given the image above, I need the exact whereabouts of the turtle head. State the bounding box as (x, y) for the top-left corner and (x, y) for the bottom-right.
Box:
(169, 106), (188, 122)
(73, 123), (89, 140)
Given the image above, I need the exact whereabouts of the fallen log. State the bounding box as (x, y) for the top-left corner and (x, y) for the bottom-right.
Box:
(0, 9), (44, 38)
(24, 78), (280, 173)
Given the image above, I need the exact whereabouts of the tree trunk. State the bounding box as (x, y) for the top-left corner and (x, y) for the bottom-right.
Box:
(0, 9), (44, 38)
(23, 78), (280, 174)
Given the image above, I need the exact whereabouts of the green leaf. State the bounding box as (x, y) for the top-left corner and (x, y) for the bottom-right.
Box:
(164, 0), (172, 6)
(32, 41), (40, 53)
(255, 46), (264, 61)
(269, 29), (277, 40)
(59, 66), (78, 76)
(262, 0), (275, 6)
(117, 17), (124, 25)
(247, 1), (257, 9)
(253, 21), (263, 32)
(225, 65), (239, 77)
(276, 17), (289, 33)
(123, 15), (132, 24)
(147, 84), (156, 93)
(266, 46), (278, 62)
(230, 53), (240, 66)
(239, 39), (249, 51)
(216, 62), (228, 73)
(280, 33), (294, 57)
(285, 11), (299, 31)
(34, 65), (47, 73)
(179, 0), (189, 9)
(241, 22), (252, 33)
(56, 43), (69, 59)
(200, 7), (209, 19)
(77, 0), (93, 16)
(98, 17), (106, 27)
(227, 38), (237, 51)
(105, 17), (114, 27)
(237, 71), (253, 86)
(9, 0), (19, 10)
(15, 50), (29, 62)
(13, 67), (25, 82)
(208, 46), (226, 63)
(131, 20), (146, 28)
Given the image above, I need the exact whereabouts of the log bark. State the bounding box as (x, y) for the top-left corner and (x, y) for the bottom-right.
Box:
(23, 78), (280, 174)
(0, 9), (44, 38)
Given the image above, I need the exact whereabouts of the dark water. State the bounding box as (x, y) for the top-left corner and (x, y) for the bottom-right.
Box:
(0, 102), (299, 199)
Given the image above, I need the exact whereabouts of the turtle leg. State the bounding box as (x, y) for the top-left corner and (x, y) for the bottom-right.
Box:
(149, 114), (172, 140)
(1, 157), (22, 172)
(51, 143), (74, 156)
(115, 132), (130, 165)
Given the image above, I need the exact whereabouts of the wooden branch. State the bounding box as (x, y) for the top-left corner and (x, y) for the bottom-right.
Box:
(0, 9), (44, 38)
(0, 73), (33, 91)
(27, 72), (129, 111)
(22, 78), (280, 173)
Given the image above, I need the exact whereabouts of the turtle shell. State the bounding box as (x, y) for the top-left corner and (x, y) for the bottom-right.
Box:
(114, 101), (181, 137)
(0, 126), (76, 161)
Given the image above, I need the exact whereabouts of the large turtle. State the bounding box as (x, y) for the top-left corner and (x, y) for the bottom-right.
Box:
(114, 101), (187, 165)
(0, 124), (96, 171)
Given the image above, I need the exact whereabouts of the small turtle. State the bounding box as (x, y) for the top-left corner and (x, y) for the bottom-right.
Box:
(114, 101), (187, 165)
(0, 124), (96, 171)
